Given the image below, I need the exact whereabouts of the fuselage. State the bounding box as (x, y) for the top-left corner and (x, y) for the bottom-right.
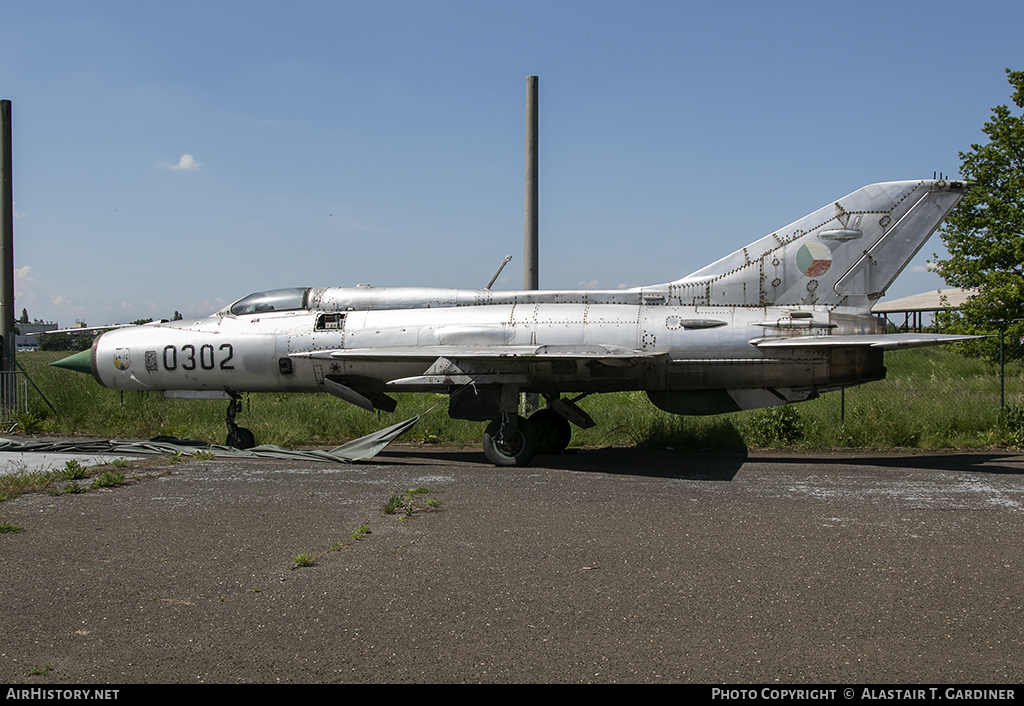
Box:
(84, 285), (887, 410)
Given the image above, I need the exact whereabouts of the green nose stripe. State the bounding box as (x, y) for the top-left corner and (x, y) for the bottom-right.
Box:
(50, 349), (94, 376)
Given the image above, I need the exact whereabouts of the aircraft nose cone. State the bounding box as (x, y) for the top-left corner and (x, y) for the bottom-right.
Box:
(50, 349), (94, 376)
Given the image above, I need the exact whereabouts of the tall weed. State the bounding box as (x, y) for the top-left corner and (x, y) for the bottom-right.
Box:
(18, 346), (1023, 451)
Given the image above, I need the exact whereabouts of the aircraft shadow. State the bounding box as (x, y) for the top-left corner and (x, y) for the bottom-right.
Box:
(378, 446), (1024, 480)
(378, 445), (749, 481)
(757, 451), (1024, 476)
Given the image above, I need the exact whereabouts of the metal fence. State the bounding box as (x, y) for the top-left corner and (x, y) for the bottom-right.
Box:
(0, 369), (28, 423)
(785, 345), (1024, 448)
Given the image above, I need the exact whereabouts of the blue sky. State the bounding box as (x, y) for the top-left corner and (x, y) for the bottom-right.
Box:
(2, 0), (1023, 326)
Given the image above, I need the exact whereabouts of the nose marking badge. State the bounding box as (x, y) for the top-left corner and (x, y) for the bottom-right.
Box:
(114, 348), (131, 371)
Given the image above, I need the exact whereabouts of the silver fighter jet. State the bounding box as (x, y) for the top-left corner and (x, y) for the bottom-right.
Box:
(53, 179), (975, 465)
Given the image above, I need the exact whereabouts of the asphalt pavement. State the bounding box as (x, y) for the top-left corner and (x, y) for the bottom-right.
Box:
(1, 444), (1023, 684)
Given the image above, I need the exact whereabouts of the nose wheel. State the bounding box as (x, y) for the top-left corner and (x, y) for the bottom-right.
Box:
(225, 394), (257, 450)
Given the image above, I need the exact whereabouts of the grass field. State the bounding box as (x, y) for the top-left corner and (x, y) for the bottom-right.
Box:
(9, 347), (1024, 451)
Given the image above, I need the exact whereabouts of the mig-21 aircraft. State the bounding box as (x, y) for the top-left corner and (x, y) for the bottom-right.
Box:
(52, 178), (975, 466)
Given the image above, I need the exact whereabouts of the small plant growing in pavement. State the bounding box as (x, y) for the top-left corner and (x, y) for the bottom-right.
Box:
(292, 551), (316, 569)
(90, 471), (125, 489)
(60, 459), (88, 480)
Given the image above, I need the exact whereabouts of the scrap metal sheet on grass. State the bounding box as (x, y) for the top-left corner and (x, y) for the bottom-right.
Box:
(0, 415), (421, 464)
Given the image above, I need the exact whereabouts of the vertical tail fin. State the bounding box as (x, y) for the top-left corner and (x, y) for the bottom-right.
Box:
(666, 179), (968, 310)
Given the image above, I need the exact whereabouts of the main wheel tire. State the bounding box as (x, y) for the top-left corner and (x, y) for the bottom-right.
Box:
(226, 426), (256, 450)
(529, 408), (572, 454)
(482, 416), (538, 467)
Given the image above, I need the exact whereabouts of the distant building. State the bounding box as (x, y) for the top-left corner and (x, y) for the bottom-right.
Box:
(872, 288), (977, 332)
(15, 322), (58, 351)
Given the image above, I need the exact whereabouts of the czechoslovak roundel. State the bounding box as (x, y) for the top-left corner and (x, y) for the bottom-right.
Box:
(796, 242), (831, 277)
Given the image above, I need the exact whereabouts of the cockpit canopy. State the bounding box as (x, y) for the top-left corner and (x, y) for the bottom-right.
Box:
(229, 287), (309, 316)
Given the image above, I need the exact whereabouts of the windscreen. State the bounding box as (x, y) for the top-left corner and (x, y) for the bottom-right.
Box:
(229, 288), (308, 315)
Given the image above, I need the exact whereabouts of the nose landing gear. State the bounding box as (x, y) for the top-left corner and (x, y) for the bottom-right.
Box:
(225, 393), (256, 449)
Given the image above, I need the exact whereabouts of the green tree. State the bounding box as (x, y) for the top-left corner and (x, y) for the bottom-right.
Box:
(38, 332), (93, 352)
(935, 68), (1024, 361)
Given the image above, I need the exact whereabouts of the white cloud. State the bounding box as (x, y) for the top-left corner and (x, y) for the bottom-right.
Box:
(14, 265), (38, 305)
(159, 154), (202, 171)
(15, 265), (35, 285)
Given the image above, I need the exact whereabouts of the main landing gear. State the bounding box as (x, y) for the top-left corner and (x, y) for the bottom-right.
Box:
(528, 407), (572, 455)
(482, 414), (537, 467)
(225, 393), (256, 450)
(479, 401), (578, 467)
